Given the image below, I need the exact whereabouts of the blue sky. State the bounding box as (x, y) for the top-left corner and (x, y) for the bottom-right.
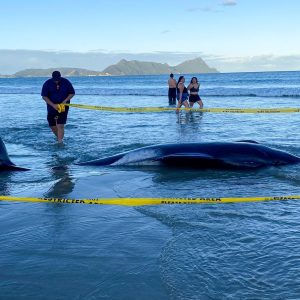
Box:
(1, 0), (300, 72)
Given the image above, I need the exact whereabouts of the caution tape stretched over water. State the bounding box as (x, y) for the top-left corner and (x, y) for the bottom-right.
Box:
(57, 103), (300, 114)
(1, 195), (300, 206)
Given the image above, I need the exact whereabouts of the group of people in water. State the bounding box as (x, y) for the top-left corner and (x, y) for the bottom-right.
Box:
(168, 73), (203, 110)
(41, 71), (204, 144)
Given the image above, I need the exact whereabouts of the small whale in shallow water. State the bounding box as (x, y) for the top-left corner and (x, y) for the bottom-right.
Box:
(0, 137), (29, 171)
(77, 141), (300, 169)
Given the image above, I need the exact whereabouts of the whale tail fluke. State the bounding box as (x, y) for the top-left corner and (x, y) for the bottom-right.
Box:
(0, 164), (30, 171)
(0, 137), (29, 171)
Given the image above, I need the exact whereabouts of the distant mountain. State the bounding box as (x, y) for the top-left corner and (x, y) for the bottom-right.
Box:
(175, 57), (218, 74)
(14, 67), (107, 77)
(103, 59), (173, 75)
(0, 57), (218, 77)
(103, 57), (218, 75)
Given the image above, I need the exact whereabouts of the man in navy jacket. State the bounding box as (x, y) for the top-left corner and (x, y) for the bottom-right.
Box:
(41, 71), (75, 143)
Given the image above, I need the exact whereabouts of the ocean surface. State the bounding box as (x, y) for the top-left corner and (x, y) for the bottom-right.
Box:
(1, 71), (300, 299)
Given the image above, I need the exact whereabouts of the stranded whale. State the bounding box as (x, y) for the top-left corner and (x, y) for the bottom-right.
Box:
(77, 141), (300, 169)
(0, 137), (29, 171)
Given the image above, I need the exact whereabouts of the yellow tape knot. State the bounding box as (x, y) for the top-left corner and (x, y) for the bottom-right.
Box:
(57, 104), (66, 113)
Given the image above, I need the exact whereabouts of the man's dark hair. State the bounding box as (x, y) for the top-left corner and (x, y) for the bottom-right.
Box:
(52, 71), (61, 81)
(170, 73), (174, 78)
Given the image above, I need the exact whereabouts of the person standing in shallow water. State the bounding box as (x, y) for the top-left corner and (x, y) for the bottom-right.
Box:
(41, 71), (75, 143)
(168, 73), (177, 105)
(176, 75), (189, 112)
(187, 76), (203, 108)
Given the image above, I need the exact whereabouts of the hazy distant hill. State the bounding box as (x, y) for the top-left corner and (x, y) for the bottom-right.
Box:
(103, 57), (218, 75)
(103, 59), (173, 75)
(14, 67), (107, 77)
(175, 57), (218, 74)
(2, 57), (218, 77)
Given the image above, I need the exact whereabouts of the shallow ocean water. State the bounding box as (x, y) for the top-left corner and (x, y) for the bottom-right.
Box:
(1, 72), (300, 299)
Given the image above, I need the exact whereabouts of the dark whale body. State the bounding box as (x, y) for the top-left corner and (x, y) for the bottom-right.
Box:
(0, 137), (29, 171)
(78, 141), (300, 169)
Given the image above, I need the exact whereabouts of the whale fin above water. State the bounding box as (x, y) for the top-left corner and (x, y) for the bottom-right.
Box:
(0, 137), (29, 171)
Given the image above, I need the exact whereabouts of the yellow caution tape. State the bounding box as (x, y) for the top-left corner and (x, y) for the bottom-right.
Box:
(1, 195), (300, 206)
(58, 103), (300, 113)
(66, 103), (176, 113)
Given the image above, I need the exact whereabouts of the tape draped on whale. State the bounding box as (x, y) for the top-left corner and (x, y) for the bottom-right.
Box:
(0, 137), (29, 171)
(77, 141), (300, 169)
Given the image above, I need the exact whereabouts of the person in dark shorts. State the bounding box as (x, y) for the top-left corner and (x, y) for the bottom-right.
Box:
(187, 76), (203, 108)
(176, 75), (189, 112)
(41, 71), (75, 143)
(168, 73), (177, 105)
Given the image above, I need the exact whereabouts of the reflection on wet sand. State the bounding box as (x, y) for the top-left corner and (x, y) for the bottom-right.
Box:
(177, 111), (203, 125)
(45, 159), (75, 199)
(0, 172), (12, 195)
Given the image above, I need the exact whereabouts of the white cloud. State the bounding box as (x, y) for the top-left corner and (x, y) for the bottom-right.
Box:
(186, 1), (235, 13)
(206, 54), (300, 72)
(186, 6), (220, 13)
(221, 0), (237, 6)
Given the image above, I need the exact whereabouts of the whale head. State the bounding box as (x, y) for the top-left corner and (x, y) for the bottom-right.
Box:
(216, 143), (300, 168)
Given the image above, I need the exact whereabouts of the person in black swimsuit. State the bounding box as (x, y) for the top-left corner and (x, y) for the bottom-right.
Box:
(187, 77), (203, 108)
(176, 75), (189, 112)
